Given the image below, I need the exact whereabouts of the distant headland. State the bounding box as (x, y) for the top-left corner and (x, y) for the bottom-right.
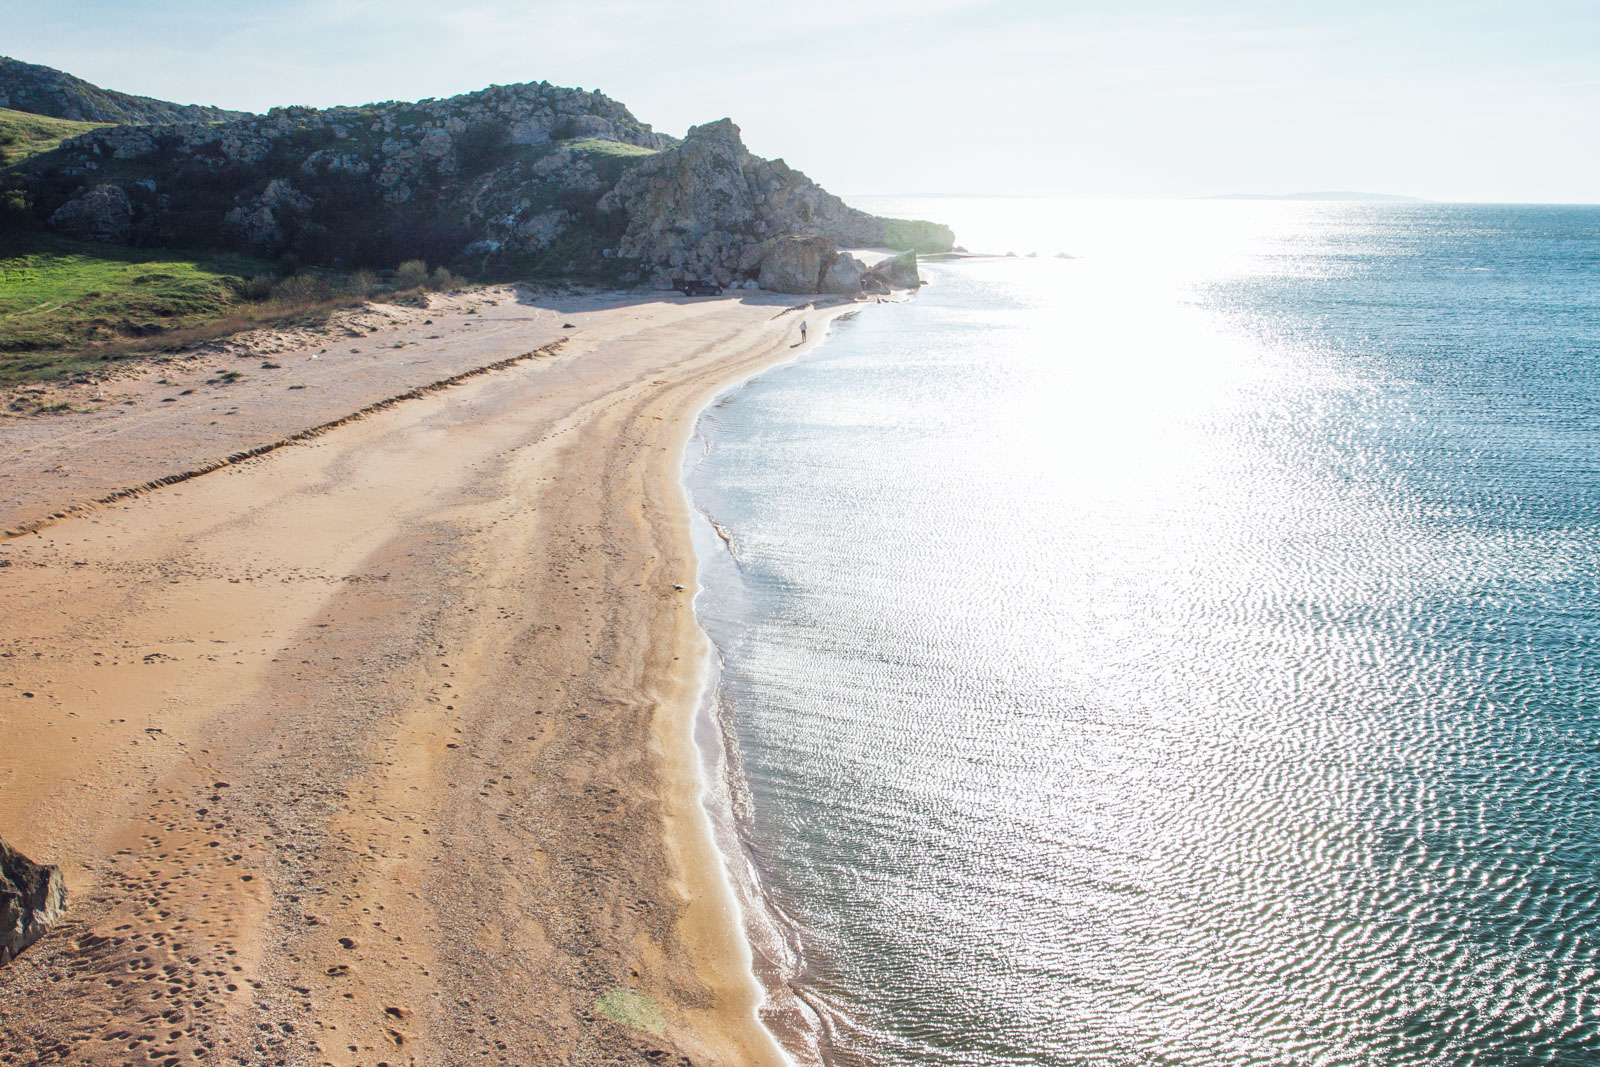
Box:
(1204, 191), (1427, 203)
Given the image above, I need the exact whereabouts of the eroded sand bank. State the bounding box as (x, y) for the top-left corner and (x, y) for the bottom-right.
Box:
(0, 288), (853, 1066)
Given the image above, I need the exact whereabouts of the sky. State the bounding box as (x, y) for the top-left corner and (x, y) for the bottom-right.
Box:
(5, 0), (1598, 202)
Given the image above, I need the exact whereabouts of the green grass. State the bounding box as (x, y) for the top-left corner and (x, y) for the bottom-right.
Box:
(0, 107), (109, 168)
(564, 137), (657, 184)
(561, 137), (657, 160)
(0, 230), (276, 385)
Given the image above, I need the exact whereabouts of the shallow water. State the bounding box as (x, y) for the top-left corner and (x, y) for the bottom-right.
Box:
(686, 200), (1600, 1065)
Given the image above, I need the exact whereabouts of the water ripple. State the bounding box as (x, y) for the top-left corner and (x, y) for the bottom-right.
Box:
(689, 203), (1600, 1066)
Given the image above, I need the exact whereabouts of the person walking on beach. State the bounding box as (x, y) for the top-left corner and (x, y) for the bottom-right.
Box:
(800, 319), (808, 342)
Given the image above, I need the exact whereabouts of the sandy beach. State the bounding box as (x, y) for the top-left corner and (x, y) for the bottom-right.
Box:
(0, 287), (855, 1066)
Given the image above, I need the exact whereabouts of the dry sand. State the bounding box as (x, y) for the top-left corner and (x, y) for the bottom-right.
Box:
(0, 286), (856, 1066)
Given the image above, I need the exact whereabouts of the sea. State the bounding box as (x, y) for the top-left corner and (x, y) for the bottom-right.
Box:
(683, 198), (1600, 1066)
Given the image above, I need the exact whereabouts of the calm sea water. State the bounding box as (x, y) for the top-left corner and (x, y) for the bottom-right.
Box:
(685, 199), (1600, 1066)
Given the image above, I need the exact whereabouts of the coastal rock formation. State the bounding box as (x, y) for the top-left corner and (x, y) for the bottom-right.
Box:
(820, 250), (867, 295)
(0, 55), (247, 125)
(12, 80), (673, 267)
(757, 235), (837, 294)
(873, 249), (921, 289)
(5, 62), (953, 293)
(600, 117), (953, 290)
(1, 837), (66, 965)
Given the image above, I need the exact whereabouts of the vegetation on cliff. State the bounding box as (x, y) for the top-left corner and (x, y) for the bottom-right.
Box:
(0, 107), (107, 168)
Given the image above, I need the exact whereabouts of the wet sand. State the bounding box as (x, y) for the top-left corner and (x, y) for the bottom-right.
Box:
(0, 288), (852, 1066)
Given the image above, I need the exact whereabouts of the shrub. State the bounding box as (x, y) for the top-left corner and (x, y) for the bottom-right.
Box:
(240, 274), (276, 301)
(428, 266), (462, 292)
(271, 273), (332, 304)
(394, 259), (430, 289)
(344, 269), (380, 297)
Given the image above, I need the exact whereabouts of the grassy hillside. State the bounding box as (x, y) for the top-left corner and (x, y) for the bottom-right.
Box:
(0, 231), (277, 385)
(0, 55), (248, 125)
(0, 106), (106, 167)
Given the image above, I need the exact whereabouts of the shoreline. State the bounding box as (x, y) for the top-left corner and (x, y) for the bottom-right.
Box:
(680, 313), (860, 1066)
(0, 288), (859, 1064)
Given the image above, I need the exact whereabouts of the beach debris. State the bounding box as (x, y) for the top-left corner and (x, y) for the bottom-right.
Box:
(562, 322), (576, 329)
(1, 837), (67, 966)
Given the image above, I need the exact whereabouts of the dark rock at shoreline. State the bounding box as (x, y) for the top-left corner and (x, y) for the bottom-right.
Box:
(1, 837), (67, 965)
(870, 249), (920, 290)
(757, 235), (835, 294)
(819, 250), (867, 295)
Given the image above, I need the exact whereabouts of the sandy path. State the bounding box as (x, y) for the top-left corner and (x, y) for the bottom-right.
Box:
(0, 292), (848, 1066)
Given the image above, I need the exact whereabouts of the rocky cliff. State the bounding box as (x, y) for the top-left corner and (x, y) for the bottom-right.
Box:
(4, 66), (952, 294)
(0, 56), (248, 125)
(599, 118), (951, 289)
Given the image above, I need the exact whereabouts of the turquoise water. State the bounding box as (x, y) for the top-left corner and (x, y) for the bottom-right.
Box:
(686, 200), (1600, 1065)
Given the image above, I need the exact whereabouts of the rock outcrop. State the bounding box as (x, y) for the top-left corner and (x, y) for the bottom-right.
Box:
(47, 181), (133, 242)
(600, 118), (952, 290)
(872, 249), (921, 289)
(819, 251), (867, 295)
(6, 64), (952, 294)
(1, 838), (66, 965)
(13, 80), (674, 267)
(757, 235), (836, 294)
(0, 55), (247, 125)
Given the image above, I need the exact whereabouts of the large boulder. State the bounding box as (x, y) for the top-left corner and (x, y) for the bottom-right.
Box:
(867, 249), (921, 289)
(759, 235), (835, 294)
(48, 183), (133, 243)
(1, 838), (66, 966)
(819, 251), (867, 295)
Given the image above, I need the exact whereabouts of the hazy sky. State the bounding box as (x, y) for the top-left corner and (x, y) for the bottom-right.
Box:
(6, 0), (1598, 201)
